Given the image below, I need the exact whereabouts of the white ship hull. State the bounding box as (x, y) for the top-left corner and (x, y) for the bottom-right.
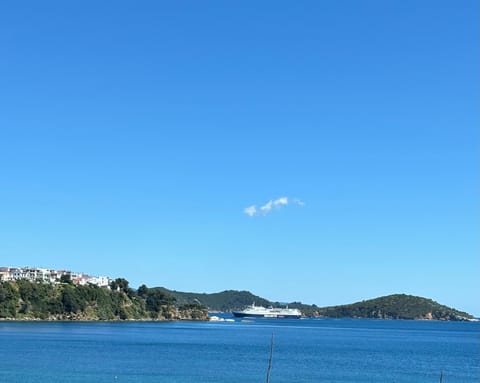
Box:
(232, 303), (302, 319)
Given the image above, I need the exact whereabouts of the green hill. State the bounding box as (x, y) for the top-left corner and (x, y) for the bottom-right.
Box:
(0, 280), (208, 321)
(1, 280), (473, 321)
(153, 290), (474, 321)
(315, 294), (474, 320)
(156, 288), (272, 311)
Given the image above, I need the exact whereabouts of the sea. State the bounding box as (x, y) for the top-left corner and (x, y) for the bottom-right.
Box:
(0, 316), (478, 383)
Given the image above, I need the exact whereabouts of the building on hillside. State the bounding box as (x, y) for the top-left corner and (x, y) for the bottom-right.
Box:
(0, 267), (11, 281)
(86, 276), (110, 287)
(0, 266), (112, 287)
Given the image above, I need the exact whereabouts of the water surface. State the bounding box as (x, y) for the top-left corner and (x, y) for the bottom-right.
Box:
(0, 318), (478, 382)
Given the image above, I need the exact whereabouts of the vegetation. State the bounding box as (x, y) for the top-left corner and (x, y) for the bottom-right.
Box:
(0, 279), (208, 321)
(314, 294), (474, 320)
(156, 288), (272, 311)
(0, 280), (473, 321)
(144, 289), (474, 321)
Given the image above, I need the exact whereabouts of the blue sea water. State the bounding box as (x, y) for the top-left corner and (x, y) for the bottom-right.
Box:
(0, 317), (478, 383)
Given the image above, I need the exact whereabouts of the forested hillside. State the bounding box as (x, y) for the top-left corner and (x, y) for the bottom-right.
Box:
(156, 288), (272, 311)
(0, 279), (207, 321)
(151, 290), (474, 321)
(315, 294), (473, 320)
(0, 280), (473, 322)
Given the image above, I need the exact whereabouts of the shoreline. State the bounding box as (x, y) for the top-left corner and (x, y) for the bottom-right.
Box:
(1, 316), (477, 323)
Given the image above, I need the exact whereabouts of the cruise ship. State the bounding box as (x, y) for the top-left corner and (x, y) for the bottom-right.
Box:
(232, 303), (302, 319)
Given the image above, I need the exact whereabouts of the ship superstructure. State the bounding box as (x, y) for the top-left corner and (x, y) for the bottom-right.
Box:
(232, 303), (302, 319)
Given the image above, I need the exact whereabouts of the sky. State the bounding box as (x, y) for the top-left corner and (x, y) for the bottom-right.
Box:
(0, 1), (479, 316)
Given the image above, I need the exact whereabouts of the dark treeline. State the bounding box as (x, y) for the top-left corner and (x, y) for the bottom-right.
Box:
(0, 279), (207, 321)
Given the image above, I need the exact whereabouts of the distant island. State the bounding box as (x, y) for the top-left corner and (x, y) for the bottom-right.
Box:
(311, 294), (474, 321)
(0, 268), (475, 322)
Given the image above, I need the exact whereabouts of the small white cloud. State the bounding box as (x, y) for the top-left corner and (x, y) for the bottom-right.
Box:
(273, 197), (288, 206)
(260, 200), (274, 213)
(293, 198), (305, 206)
(244, 196), (303, 217)
(244, 205), (257, 217)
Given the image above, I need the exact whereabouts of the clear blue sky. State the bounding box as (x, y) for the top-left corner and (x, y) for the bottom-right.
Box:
(1, 1), (479, 315)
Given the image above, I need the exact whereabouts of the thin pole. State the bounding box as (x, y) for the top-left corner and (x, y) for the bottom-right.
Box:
(440, 370), (443, 383)
(266, 333), (274, 383)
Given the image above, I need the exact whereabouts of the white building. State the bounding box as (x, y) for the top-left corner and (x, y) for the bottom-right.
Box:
(86, 276), (110, 287)
(0, 266), (112, 287)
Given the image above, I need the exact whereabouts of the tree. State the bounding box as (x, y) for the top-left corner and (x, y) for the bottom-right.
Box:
(0, 282), (19, 318)
(60, 274), (72, 284)
(110, 278), (129, 292)
(137, 284), (148, 298)
(61, 286), (83, 313)
(146, 289), (175, 315)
